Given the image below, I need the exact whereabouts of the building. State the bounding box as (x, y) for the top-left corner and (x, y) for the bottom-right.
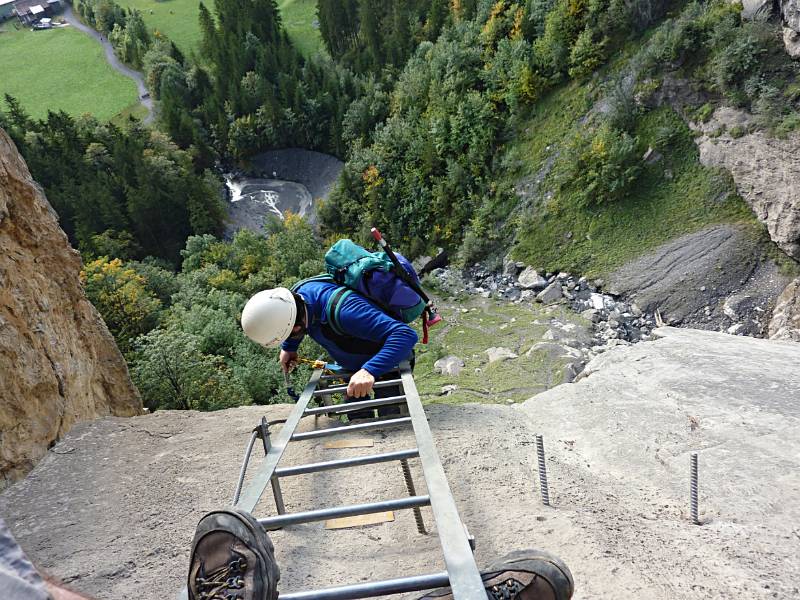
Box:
(12, 0), (61, 26)
(0, 0), (16, 21)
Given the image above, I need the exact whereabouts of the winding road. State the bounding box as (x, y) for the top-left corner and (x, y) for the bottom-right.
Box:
(62, 5), (154, 124)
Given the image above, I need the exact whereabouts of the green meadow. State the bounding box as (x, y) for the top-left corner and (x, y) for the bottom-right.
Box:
(0, 25), (138, 121)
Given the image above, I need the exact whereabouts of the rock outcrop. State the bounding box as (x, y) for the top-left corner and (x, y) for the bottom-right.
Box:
(695, 107), (800, 260)
(0, 128), (141, 487)
(782, 0), (800, 57)
(769, 277), (800, 340)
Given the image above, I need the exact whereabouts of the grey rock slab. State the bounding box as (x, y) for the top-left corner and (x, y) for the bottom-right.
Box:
(607, 224), (790, 329)
(5, 330), (800, 600)
(784, 26), (800, 58)
(537, 282), (563, 304)
(769, 277), (800, 341)
(521, 326), (800, 597)
(517, 267), (547, 290)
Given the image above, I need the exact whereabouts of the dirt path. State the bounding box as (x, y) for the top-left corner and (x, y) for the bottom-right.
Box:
(62, 6), (154, 124)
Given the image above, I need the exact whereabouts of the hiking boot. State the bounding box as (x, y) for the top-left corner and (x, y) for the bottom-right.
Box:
(417, 549), (574, 600)
(188, 508), (280, 600)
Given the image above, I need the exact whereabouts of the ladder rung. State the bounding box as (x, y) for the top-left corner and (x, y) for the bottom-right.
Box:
(313, 378), (403, 396)
(274, 449), (419, 478)
(291, 417), (411, 441)
(304, 395), (406, 416)
(258, 495), (430, 529)
(278, 571), (450, 600)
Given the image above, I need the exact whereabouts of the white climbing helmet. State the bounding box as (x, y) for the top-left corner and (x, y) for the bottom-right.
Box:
(241, 287), (297, 348)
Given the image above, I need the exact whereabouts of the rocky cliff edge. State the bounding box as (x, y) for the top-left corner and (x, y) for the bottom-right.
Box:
(0, 127), (141, 487)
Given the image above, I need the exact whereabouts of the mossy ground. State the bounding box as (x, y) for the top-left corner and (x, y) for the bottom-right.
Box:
(413, 295), (591, 405)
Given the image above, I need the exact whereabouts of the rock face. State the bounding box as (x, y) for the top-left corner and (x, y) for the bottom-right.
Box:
(696, 107), (800, 260)
(607, 223), (790, 332)
(769, 277), (800, 340)
(0, 128), (141, 487)
(782, 0), (800, 56)
(740, 0), (774, 19)
(520, 326), (800, 598)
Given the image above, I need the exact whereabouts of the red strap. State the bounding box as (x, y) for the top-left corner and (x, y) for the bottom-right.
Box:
(422, 311), (430, 344)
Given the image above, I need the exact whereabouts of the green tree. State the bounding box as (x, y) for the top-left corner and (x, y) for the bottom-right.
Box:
(132, 328), (250, 411)
(80, 257), (163, 353)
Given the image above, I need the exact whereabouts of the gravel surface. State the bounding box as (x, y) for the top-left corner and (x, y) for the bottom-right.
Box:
(1, 328), (799, 599)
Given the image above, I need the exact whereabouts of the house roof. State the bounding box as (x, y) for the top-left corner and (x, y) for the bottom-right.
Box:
(0, 0), (16, 7)
(13, 0), (45, 13)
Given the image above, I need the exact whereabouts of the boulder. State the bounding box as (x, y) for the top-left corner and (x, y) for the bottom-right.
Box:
(537, 281), (563, 304)
(517, 267), (547, 290)
(784, 27), (800, 58)
(696, 107), (800, 260)
(782, 0), (800, 35)
(0, 128), (141, 488)
(433, 355), (465, 376)
(769, 278), (800, 341)
(485, 347), (518, 363)
(502, 254), (522, 277)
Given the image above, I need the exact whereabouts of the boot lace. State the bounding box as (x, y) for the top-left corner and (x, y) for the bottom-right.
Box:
(487, 578), (525, 600)
(195, 555), (248, 600)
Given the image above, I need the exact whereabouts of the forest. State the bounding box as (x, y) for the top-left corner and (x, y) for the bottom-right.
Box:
(3, 0), (800, 410)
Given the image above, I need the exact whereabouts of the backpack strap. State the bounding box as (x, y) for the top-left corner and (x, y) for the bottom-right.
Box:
(325, 287), (354, 336)
(291, 274), (335, 293)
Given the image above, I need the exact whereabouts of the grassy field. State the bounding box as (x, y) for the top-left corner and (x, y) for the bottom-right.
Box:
(278, 0), (321, 57)
(0, 25), (138, 121)
(112, 0), (322, 56)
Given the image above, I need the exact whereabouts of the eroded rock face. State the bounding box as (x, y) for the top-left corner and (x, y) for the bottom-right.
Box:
(695, 108), (800, 260)
(769, 278), (800, 341)
(0, 128), (141, 487)
(783, 0), (800, 33)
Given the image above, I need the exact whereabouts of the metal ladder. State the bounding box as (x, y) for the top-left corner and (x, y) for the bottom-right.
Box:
(179, 361), (486, 600)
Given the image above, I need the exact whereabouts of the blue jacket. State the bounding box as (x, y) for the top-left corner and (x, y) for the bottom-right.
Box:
(281, 279), (418, 376)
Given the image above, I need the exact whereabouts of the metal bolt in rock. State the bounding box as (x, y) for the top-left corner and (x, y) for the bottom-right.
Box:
(690, 452), (699, 525)
(401, 458), (427, 534)
(535, 434), (550, 506)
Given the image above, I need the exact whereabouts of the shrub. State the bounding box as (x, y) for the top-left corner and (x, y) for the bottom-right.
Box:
(709, 33), (765, 96)
(568, 29), (606, 80)
(553, 121), (641, 208)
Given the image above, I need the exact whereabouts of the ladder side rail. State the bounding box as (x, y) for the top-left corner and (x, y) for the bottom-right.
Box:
(236, 369), (324, 513)
(399, 362), (487, 599)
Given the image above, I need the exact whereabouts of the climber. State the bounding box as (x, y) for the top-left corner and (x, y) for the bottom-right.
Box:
(241, 282), (417, 418)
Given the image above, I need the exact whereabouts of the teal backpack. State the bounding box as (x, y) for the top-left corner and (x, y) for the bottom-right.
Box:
(291, 239), (427, 337)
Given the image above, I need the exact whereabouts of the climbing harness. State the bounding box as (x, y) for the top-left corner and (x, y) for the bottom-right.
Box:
(284, 357), (345, 401)
(178, 362), (484, 599)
